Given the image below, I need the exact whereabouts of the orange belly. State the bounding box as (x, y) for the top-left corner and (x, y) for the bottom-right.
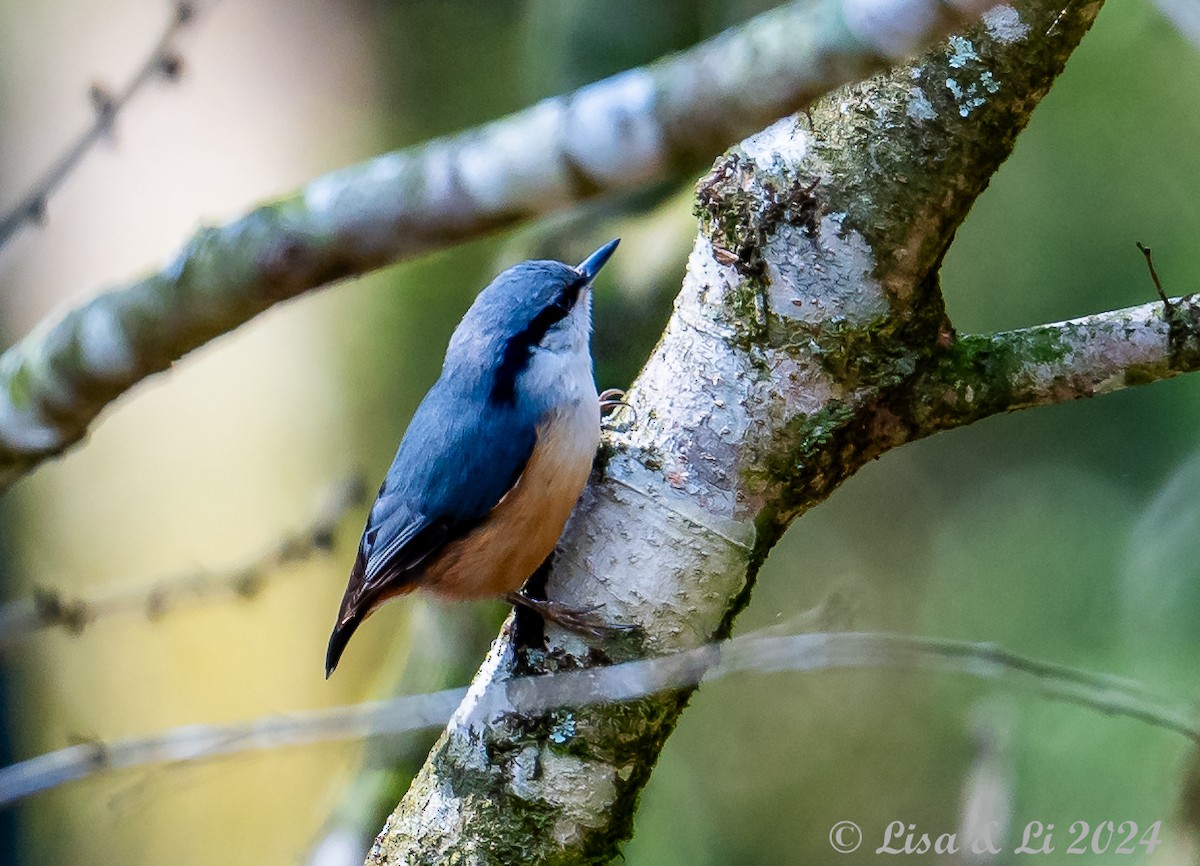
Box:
(419, 400), (599, 600)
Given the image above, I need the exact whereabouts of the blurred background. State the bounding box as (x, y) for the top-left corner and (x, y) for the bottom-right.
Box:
(0, 0), (1198, 864)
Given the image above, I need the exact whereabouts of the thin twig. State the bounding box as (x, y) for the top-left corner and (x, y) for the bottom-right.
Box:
(0, 474), (365, 650)
(1137, 241), (1171, 307)
(0, 629), (1195, 808)
(0, 1), (206, 254)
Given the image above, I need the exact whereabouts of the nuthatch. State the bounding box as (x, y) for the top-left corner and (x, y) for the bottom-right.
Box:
(326, 239), (622, 676)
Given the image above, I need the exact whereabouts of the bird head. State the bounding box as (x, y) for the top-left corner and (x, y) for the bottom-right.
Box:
(447, 239), (619, 405)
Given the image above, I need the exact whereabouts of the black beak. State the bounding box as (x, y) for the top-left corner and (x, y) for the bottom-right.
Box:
(576, 238), (620, 282)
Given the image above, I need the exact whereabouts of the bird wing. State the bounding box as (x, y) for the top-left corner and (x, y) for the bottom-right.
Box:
(326, 381), (536, 673)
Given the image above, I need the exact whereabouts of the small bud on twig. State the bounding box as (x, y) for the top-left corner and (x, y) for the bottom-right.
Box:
(158, 52), (185, 80)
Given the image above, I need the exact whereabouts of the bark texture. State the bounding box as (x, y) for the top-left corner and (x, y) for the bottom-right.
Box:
(371, 2), (1106, 863)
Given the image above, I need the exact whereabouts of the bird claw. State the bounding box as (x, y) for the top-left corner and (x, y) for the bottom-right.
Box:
(599, 387), (625, 412)
(506, 591), (636, 640)
(599, 388), (636, 424)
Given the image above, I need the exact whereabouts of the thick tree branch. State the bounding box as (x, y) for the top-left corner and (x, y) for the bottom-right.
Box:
(3, 628), (1194, 808)
(375, 2), (1106, 863)
(0, 0), (1004, 493)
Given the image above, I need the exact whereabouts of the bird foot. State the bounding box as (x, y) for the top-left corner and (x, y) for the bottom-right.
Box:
(599, 388), (635, 423)
(506, 591), (635, 640)
(599, 387), (625, 412)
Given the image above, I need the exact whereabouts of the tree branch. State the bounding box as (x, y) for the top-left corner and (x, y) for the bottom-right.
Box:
(912, 296), (1200, 437)
(0, 475), (364, 650)
(0, 0), (1005, 493)
(375, 2), (1107, 862)
(0, 1), (206, 254)
(2, 628), (1194, 809)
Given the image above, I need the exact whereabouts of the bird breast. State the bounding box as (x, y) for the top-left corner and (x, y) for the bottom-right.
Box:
(420, 389), (600, 600)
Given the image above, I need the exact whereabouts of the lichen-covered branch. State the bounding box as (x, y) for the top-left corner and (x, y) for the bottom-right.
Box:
(373, 3), (1105, 864)
(0, 0), (1004, 493)
(912, 298), (1200, 436)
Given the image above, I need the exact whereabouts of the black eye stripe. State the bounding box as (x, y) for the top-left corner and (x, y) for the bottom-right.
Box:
(561, 275), (584, 308)
(489, 277), (587, 405)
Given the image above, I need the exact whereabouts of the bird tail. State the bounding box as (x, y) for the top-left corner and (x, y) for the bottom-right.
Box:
(326, 542), (377, 678)
(326, 544), (419, 677)
(325, 611), (363, 678)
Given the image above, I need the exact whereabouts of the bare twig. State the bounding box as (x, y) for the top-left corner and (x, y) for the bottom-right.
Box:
(0, 474), (365, 650)
(1137, 241), (1171, 306)
(0, 1), (208, 254)
(0, 0), (1007, 493)
(0, 628), (1194, 808)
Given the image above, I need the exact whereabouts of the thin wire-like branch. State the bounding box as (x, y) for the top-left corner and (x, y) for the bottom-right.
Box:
(1137, 241), (1170, 306)
(913, 295), (1200, 436)
(0, 0), (1005, 494)
(0, 628), (1194, 808)
(0, 474), (364, 651)
(0, 1), (207, 253)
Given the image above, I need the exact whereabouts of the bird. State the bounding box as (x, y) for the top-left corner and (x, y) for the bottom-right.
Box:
(325, 239), (623, 677)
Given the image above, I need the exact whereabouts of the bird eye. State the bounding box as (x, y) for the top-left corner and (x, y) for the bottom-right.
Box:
(489, 275), (588, 404)
(560, 276), (586, 309)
